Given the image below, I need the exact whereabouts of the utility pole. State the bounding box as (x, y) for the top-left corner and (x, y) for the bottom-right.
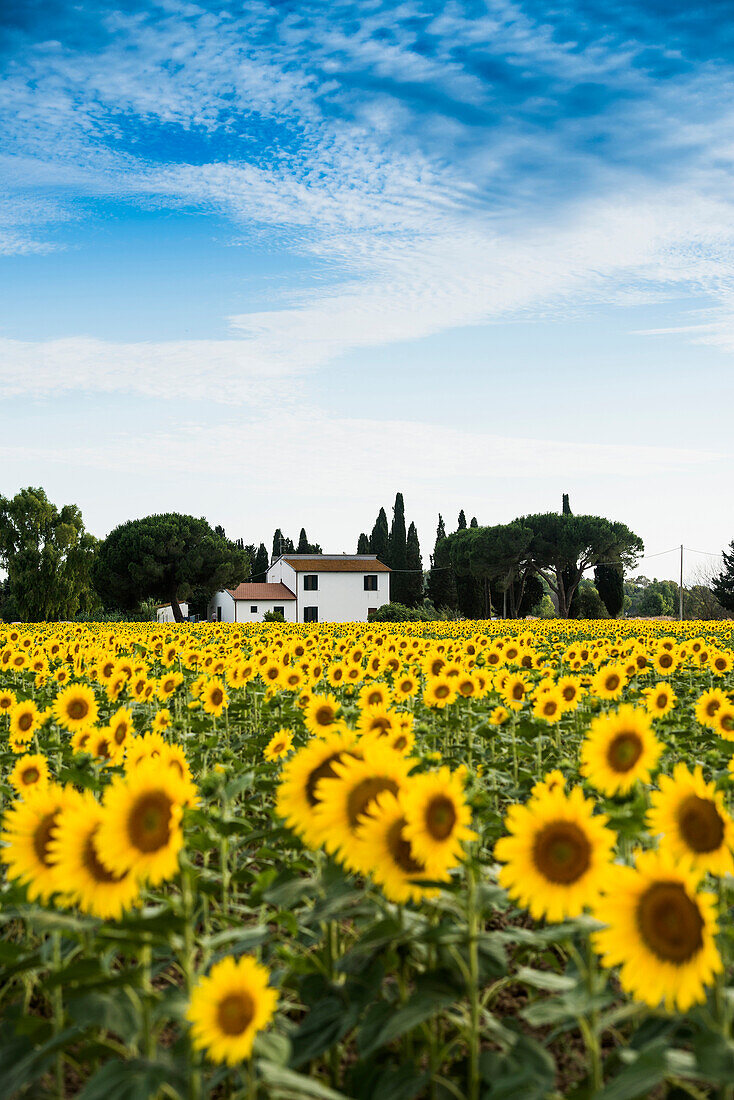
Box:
(679, 544), (684, 621)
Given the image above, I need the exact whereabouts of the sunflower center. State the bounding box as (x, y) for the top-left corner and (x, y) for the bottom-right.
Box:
(370, 717), (391, 733)
(83, 829), (126, 883)
(22, 767), (40, 784)
(532, 821), (591, 885)
(305, 752), (346, 806)
(347, 777), (399, 827)
(210, 688), (224, 706)
(636, 881), (704, 963)
(425, 796), (457, 840)
(677, 795), (725, 853)
(606, 732), (643, 773)
(272, 742), (285, 754)
(512, 684), (524, 700)
(68, 699), (89, 721)
(18, 712), (34, 732)
(216, 992), (255, 1036)
(386, 818), (424, 874)
(605, 674), (620, 691)
(543, 701), (557, 716)
(128, 792), (172, 852)
(114, 723), (128, 744)
(656, 694), (667, 708)
(705, 699), (720, 717)
(314, 706), (335, 726)
(435, 684), (450, 699)
(392, 735), (408, 752)
(97, 738), (111, 759)
(562, 686), (576, 701)
(33, 811), (60, 867)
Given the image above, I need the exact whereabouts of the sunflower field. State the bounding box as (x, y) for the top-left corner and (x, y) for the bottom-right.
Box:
(2, 620), (734, 1099)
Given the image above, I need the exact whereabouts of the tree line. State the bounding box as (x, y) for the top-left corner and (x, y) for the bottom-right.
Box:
(2, 486), (733, 622)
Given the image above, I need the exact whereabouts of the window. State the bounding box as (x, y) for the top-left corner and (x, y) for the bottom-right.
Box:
(250, 605), (258, 613)
(217, 607), (222, 621)
(274, 606), (284, 616)
(364, 575), (378, 591)
(303, 606), (319, 623)
(304, 574), (318, 590)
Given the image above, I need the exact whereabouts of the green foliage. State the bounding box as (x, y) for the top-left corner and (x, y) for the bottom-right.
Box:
(624, 576), (679, 618)
(388, 493), (408, 604)
(0, 486), (98, 621)
(263, 609), (286, 622)
(713, 541), (734, 612)
(427, 515), (457, 611)
(93, 513), (248, 622)
(367, 601), (437, 622)
(369, 508), (390, 565)
(404, 521), (424, 608)
(356, 533), (370, 555)
(253, 543), (270, 582)
(572, 579), (610, 619)
(595, 562), (625, 617)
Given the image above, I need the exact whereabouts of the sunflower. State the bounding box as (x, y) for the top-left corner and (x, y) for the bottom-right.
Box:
(304, 693), (344, 736)
(648, 763), (734, 877)
(313, 741), (414, 872)
(53, 683), (98, 732)
(90, 728), (125, 765)
(0, 689), (17, 715)
(358, 682), (392, 710)
(0, 783), (78, 902)
(489, 705), (509, 726)
(394, 673), (419, 699)
(401, 767), (476, 873)
(152, 708), (172, 733)
(357, 703), (398, 740)
(580, 705), (662, 796)
(158, 671), (183, 701)
(357, 791), (448, 904)
(95, 758), (189, 885)
(264, 729), (294, 762)
(591, 664), (627, 701)
(501, 673), (531, 711)
(423, 675), (457, 709)
(495, 785), (616, 923)
(529, 769), (566, 801)
(532, 689), (563, 724)
(713, 707), (734, 742)
(592, 849), (721, 1012)
(555, 676), (583, 711)
(186, 955), (277, 1066)
(49, 790), (140, 919)
(275, 731), (360, 849)
(643, 682), (677, 718)
(201, 678), (229, 717)
(9, 699), (40, 742)
(9, 753), (49, 795)
(694, 688), (729, 728)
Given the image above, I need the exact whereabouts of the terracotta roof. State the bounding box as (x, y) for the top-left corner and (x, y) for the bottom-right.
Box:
(281, 556), (390, 573)
(227, 583), (296, 600)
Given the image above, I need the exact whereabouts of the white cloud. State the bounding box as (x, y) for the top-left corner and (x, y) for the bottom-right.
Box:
(0, 336), (307, 404)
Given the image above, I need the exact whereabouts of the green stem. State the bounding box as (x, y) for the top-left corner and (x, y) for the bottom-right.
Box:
(180, 863), (202, 1100)
(51, 931), (64, 1097)
(141, 942), (155, 1060)
(466, 857), (480, 1100)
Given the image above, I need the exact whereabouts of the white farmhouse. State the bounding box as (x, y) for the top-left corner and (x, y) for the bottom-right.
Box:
(207, 554), (391, 623)
(266, 554), (390, 623)
(208, 582), (297, 623)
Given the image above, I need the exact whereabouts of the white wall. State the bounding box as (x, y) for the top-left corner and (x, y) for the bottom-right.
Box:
(156, 602), (189, 623)
(267, 569), (389, 623)
(233, 599), (296, 623)
(207, 591), (235, 622)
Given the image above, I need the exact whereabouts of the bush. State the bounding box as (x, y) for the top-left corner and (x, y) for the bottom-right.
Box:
(263, 610), (285, 622)
(573, 580), (609, 619)
(368, 602), (437, 623)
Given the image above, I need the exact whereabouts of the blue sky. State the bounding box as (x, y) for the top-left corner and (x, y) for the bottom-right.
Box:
(1, 0), (733, 582)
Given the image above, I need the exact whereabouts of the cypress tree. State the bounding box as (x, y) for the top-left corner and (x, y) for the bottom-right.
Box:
(595, 562), (625, 618)
(297, 528), (310, 553)
(357, 532), (370, 554)
(253, 543), (270, 580)
(369, 508), (390, 564)
(389, 493), (408, 603)
(427, 514), (457, 610)
(470, 516), (478, 528)
(272, 528), (286, 559)
(713, 541), (734, 611)
(560, 495), (580, 616)
(404, 521), (423, 607)
(457, 509), (467, 530)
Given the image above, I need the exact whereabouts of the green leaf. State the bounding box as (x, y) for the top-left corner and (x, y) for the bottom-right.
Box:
(257, 1061), (351, 1099)
(479, 1034), (555, 1100)
(77, 1056), (187, 1100)
(67, 990), (141, 1043)
(291, 996), (362, 1066)
(357, 978), (456, 1058)
(515, 966), (577, 993)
